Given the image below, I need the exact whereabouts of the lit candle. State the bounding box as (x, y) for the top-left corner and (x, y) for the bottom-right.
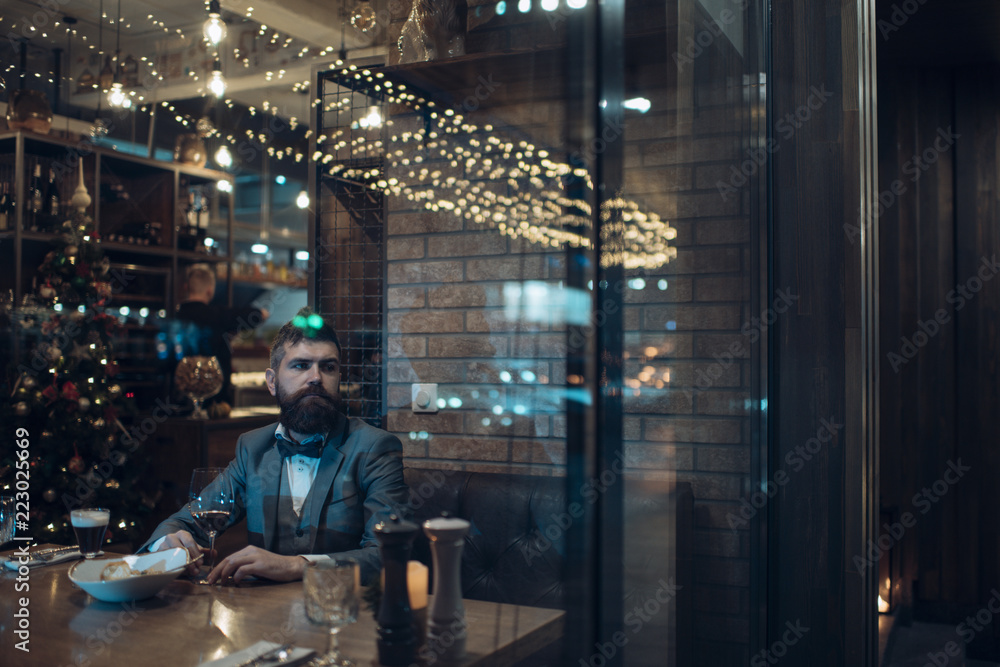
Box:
(407, 560), (428, 610)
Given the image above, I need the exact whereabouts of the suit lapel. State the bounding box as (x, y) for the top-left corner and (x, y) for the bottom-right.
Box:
(260, 443), (283, 551)
(305, 415), (348, 552)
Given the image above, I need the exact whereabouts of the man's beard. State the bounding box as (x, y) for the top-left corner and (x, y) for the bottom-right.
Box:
(275, 382), (343, 435)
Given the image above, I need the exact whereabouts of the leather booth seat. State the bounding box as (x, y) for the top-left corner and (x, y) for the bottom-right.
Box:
(403, 468), (693, 655)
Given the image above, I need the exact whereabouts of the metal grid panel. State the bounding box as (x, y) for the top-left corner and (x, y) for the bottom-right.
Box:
(316, 75), (386, 427)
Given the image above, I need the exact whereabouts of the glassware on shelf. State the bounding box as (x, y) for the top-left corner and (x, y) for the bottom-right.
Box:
(6, 89), (53, 135)
(175, 355), (223, 419)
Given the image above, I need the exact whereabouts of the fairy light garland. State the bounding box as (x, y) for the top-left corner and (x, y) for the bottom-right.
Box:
(313, 66), (678, 270)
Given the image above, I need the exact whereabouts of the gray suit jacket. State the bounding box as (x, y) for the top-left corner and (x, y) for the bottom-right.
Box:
(139, 415), (411, 583)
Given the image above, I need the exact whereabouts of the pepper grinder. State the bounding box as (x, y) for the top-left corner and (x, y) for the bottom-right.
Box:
(374, 514), (419, 666)
(424, 516), (471, 662)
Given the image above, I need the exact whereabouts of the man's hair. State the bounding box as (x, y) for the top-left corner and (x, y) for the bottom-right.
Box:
(269, 307), (342, 369)
(185, 264), (216, 298)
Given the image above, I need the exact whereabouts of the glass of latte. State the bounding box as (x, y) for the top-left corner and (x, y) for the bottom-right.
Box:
(71, 508), (110, 559)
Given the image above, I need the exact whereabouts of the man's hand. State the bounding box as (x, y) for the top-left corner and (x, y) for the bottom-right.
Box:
(157, 530), (211, 576)
(206, 545), (308, 584)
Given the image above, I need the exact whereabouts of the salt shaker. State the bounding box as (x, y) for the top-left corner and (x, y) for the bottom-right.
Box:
(424, 516), (471, 662)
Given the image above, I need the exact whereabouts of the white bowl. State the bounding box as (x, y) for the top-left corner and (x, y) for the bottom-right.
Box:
(68, 548), (190, 602)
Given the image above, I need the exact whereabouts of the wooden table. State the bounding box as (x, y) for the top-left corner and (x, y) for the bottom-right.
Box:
(0, 547), (564, 667)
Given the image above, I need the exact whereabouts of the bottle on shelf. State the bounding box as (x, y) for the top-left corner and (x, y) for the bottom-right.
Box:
(44, 168), (60, 228)
(28, 162), (43, 231)
(0, 182), (10, 231)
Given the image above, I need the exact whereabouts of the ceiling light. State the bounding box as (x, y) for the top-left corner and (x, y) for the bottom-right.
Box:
(295, 250), (310, 261)
(250, 244), (269, 254)
(107, 81), (130, 108)
(203, 0), (227, 46)
(215, 145), (233, 168)
(208, 60), (226, 97)
(623, 97), (651, 113)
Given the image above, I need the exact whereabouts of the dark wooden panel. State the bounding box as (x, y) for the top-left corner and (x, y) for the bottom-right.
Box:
(879, 63), (1000, 658)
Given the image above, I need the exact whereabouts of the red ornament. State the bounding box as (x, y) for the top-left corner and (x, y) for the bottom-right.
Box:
(68, 455), (86, 474)
(42, 383), (59, 405)
(61, 382), (80, 402)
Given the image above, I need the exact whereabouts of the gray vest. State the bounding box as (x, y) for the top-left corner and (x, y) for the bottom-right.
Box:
(275, 462), (314, 555)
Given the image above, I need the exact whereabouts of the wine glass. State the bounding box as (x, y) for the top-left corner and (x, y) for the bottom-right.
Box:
(304, 559), (360, 666)
(175, 355), (224, 419)
(188, 467), (232, 584)
(0, 496), (16, 546)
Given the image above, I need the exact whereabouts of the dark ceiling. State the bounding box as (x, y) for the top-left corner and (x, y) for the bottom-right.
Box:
(877, 0), (1000, 65)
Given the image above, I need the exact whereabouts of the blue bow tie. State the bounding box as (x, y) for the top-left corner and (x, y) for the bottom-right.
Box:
(276, 441), (323, 459)
(275, 432), (325, 459)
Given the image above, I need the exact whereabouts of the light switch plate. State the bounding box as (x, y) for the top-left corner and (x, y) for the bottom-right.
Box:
(411, 383), (439, 413)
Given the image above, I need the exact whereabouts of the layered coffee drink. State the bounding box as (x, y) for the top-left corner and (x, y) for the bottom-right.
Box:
(71, 509), (110, 559)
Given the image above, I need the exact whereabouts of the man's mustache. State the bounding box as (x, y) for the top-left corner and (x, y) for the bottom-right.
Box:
(286, 386), (336, 403)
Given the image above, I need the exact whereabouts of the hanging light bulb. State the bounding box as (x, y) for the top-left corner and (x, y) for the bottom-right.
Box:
(203, 0), (227, 46)
(107, 81), (131, 108)
(208, 60), (226, 97)
(215, 145), (233, 169)
(296, 191), (310, 209)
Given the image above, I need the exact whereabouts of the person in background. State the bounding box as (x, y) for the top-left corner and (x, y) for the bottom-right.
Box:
(141, 308), (410, 585)
(175, 264), (269, 406)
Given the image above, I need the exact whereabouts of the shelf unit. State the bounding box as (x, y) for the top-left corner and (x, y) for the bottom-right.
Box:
(0, 130), (241, 410)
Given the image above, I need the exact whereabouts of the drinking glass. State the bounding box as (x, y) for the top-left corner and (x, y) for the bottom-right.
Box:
(175, 355), (224, 419)
(70, 508), (110, 558)
(304, 559), (360, 667)
(0, 496), (16, 546)
(188, 468), (232, 584)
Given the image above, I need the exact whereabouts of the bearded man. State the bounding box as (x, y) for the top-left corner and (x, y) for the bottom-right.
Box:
(140, 308), (410, 585)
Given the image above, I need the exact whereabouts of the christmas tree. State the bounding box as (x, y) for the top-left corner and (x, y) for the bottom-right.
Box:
(1, 171), (153, 548)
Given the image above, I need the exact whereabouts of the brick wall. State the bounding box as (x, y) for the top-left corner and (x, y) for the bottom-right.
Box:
(324, 0), (755, 663)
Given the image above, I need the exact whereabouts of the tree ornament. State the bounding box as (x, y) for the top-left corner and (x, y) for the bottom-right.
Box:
(108, 384), (122, 399)
(78, 396), (91, 412)
(64, 245), (78, 257)
(68, 455), (86, 474)
(43, 488), (57, 502)
(39, 284), (56, 299)
(93, 417), (106, 429)
(71, 276), (87, 291)
(22, 375), (37, 390)
(14, 401), (29, 416)
(47, 345), (62, 362)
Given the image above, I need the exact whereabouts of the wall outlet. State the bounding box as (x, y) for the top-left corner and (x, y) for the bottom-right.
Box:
(411, 383), (438, 413)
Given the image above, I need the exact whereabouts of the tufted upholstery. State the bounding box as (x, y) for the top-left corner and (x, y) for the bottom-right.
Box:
(403, 465), (694, 659)
(404, 468), (566, 608)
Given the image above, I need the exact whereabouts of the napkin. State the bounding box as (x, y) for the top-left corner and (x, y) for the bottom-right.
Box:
(2, 548), (83, 570)
(197, 641), (316, 667)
